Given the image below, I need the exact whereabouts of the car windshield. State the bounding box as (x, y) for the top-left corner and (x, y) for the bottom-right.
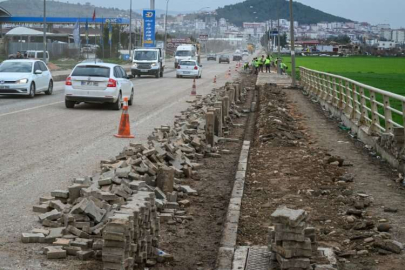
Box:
(220, 55), (228, 58)
(72, 66), (110, 77)
(176, 50), (193, 57)
(0, 62), (32, 73)
(179, 61), (196, 66)
(82, 59), (103, 63)
(135, 51), (157, 61)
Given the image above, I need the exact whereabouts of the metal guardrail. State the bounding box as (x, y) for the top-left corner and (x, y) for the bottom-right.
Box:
(300, 67), (405, 136)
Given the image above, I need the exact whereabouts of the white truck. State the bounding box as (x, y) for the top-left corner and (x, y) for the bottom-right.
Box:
(131, 47), (165, 78)
(174, 44), (198, 68)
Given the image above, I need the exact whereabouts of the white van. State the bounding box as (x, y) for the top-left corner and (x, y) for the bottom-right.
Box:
(175, 44), (197, 68)
(27, 50), (50, 63)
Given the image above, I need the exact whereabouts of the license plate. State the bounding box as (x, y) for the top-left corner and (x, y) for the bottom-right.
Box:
(0, 85), (9, 89)
(183, 71), (190, 75)
(140, 69), (148, 72)
(81, 81), (98, 86)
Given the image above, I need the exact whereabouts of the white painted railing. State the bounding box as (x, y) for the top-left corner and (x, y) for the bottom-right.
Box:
(300, 67), (405, 136)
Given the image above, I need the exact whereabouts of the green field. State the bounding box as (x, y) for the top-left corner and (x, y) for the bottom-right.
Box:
(283, 56), (405, 95)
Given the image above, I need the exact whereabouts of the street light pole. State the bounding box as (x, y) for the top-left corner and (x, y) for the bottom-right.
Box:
(150, 0), (155, 9)
(277, 7), (281, 74)
(164, 0), (169, 59)
(129, 0), (132, 58)
(289, 0), (296, 86)
(43, 0), (47, 63)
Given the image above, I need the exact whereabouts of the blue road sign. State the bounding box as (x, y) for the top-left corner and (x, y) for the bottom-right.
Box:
(143, 10), (155, 48)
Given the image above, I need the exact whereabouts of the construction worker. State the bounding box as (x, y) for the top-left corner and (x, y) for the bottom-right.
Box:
(280, 62), (288, 74)
(253, 58), (259, 75)
(259, 55), (265, 73)
(244, 62), (249, 71)
(265, 56), (271, 73)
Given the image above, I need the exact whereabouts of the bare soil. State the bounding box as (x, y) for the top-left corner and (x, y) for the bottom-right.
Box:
(153, 73), (257, 270)
(237, 83), (405, 270)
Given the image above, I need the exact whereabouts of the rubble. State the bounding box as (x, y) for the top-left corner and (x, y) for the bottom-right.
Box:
(22, 80), (247, 268)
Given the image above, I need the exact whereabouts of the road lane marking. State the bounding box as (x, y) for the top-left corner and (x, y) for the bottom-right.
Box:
(0, 101), (64, 118)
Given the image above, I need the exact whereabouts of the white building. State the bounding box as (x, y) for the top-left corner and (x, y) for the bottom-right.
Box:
(377, 41), (397, 50)
(392, 29), (405, 44)
(379, 29), (392, 41)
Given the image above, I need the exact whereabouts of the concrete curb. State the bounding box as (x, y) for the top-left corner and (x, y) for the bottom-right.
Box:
(216, 140), (250, 270)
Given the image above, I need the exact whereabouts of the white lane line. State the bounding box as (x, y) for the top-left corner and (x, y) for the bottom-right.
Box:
(0, 101), (64, 118)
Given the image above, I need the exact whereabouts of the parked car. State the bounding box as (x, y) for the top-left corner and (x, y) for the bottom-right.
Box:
(207, 54), (217, 61)
(242, 50), (249, 56)
(219, 55), (230, 64)
(233, 54), (242, 61)
(0, 59), (53, 98)
(176, 60), (202, 79)
(26, 50), (50, 63)
(65, 63), (134, 110)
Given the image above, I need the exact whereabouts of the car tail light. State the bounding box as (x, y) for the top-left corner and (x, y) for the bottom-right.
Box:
(194, 66), (198, 70)
(177, 65), (181, 69)
(65, 76), (72, 86)
(107, 78), (117, 87)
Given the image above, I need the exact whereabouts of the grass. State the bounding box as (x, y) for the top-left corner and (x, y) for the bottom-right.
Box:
(282, 56), (405, 127)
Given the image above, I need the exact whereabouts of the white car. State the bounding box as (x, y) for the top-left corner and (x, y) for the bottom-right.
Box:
(64, 63), (134, 110)
(176, 60), (202, 79)
(0, 59), (53, 98)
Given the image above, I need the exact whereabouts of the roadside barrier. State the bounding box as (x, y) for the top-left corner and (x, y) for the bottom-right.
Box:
(300, 67), (405, 137)
(114, 97), (135, 138)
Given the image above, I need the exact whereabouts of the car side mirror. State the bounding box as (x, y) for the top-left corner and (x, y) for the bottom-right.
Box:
(34, 70), (42, 75)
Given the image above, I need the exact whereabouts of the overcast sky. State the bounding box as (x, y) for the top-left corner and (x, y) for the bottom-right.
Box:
(67, 0), (404, 28)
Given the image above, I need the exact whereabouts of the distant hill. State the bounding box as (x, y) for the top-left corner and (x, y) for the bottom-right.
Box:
(0, 0), (140, 18)
(216, 0), (351, 26)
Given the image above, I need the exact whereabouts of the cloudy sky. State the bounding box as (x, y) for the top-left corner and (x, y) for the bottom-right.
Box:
(69, 0), (404, 28)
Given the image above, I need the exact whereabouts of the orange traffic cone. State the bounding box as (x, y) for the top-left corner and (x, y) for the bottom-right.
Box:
(191, 78), (196, 96)
(213, 76), (217, 83)
(114, 97), (135, 138)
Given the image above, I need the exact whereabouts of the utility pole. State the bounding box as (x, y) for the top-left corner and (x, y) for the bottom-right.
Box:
(150, 0), (155, 9)
(43, 0), (47, 63)
(277, 7), (281, 74)
(289, 0), (296, 86)
(129, 0), (132, 58)
(164, 0), (169, 59)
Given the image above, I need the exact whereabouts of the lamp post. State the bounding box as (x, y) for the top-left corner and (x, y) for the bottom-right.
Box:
(164, 0), (169, 59)
(150, 0), (155, 9)
(289, 0), (296, 86)
(43, 0), (47, 63)
(129, 0), (132, 58)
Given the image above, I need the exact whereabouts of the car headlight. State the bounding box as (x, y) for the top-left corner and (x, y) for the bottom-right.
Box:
(151, 63), (157, 67)
(132, 63), (138, 68)
(16, 78), (29, 84)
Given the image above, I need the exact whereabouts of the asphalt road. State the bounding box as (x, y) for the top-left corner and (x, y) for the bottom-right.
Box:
(0, 57), (246, 269)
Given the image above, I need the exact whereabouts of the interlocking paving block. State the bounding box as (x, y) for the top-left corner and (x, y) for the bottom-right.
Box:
(245, 246), (271, 270)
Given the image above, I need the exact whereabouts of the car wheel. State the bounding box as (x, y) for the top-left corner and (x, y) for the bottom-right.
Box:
(112, 92), (122, 110)
(155, 70), (160, 78)
(29, 83), (36, 98)
(199, 73), (202, 79)
(160, 69), (164, 77)
(45, 80), (53, 95)
(176, 75), (179, 78)
(65, 100), (75, 108)
(137, 75), (141, 78)
(128, 89), (134, 106)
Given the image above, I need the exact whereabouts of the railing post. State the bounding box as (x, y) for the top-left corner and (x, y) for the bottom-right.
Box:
(327, 75), (332, 103)
(332, 77), (338, 106)
(338, 79), (344, 109)
(383, 95), (393, 134)
(351, 83), (359, 121)
(402, 101), (405, 142)
(344, 81), (352, 115)
(369, 90), (379, 135)
(359, 87), (367, 126)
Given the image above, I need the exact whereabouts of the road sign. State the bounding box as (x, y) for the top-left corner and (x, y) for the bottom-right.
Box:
(199, 34), (208, 41)
(143, 10), (155, 47)
(270, 30), (279, 36)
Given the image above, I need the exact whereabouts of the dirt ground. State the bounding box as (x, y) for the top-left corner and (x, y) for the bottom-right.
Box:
(153, 73), (257, 270)
(237, 83), (405, 270)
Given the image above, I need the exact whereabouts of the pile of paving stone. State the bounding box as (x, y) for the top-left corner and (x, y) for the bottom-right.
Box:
(269, 206), (317, 270)
(21, 81), (246, 269)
